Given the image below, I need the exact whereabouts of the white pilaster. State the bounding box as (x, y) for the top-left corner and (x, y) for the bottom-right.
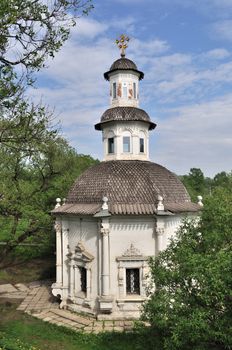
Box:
(156, 220), (165, 253)
(101, 227), (110, 296)
(62, 226), (69, 299)
(55, 219), (62, 286)
(69, 254), (75, 299)
(86, 267), (91, 300)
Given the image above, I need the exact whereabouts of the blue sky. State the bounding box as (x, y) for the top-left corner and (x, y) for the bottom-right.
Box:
(30, 0), (232, 177)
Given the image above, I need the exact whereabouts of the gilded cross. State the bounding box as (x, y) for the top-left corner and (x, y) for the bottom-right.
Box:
(115, 34), (130, 57)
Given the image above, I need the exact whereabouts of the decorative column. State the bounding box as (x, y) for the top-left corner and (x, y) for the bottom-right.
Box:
(94, 197), (113, 314)
(156, 195), (165, 254)
(101, 226), (110, 296)
(69, 252), (75, 299)
(74, 265), (79, 296)
(62, 226), (69, 300)
(86, 267), (91, 300)
(156, 225), (165, 253)
(54, 219), (62, 286)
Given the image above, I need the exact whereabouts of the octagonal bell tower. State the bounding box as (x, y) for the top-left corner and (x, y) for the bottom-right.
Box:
(95, 35), (156, 162)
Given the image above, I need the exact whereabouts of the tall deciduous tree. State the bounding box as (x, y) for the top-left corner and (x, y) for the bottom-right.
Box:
(0, 0), (94, 257)
(142, 187), (232, 350)
(0, 136), (98, 258)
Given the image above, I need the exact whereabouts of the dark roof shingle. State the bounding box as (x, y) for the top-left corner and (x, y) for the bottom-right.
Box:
(104, 57), (144, 80)
(52, 160), (201, 216)
(95, 107), (156, 130)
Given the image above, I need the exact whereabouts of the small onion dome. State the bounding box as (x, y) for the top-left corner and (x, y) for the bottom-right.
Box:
(51, 160), (201, 216)
(104, 57), (144, 80)
(95, 106), (156, 130)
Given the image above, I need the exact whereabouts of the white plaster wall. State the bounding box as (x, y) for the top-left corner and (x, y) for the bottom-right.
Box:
(102, 121), (150, 161)
(109, 72), (140, 108)
(108, 216), (155, 300)
(62, 216), (99, 304)
(55, 212), (196, 318)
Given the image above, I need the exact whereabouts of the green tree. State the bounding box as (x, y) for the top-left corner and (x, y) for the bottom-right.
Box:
(181, 168), (208, 200)
(142, 187), (232, 350)
(0, 136), (98, 258)
(0, 0), (94, 258)
(213, 171), (231, 190)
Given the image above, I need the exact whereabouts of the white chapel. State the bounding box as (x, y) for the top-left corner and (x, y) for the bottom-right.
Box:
(51, 35), (201, 320)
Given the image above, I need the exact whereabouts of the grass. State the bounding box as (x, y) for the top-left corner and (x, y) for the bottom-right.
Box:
(0, 299), (148, 350)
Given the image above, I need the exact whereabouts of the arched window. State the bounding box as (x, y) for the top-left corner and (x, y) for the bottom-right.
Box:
(107, 131), (115, 154)
(79, 266), (87, 293)
(108, 138), (114, 153)
(139, 131), (145, 153)
(139, 138), (144, 153)
(112, 82), (117, 99)
(133, 82), (137, 99)
(123, 137), (130, 152)
(122, 82), (127, 98)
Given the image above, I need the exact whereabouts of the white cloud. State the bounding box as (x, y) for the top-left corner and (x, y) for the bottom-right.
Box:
(72, 17), (108, 39)
(27, 15), (232, 176)
(199, 48), (230, 60)
(211, 20), (232, 41)
(152, 94), (232, 177)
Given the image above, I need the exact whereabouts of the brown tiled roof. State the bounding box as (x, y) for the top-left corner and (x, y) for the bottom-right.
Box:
(95, 107), (156, 130)
(52, 203), (101, 215)
(52, 160), (200, 216)
(104, 57), (144, 80)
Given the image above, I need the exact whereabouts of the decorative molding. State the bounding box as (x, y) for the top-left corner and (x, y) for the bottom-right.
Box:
(74, 241), (94, 262)
(116, 244), (148, 262)
(100, 228), (110, 236)
(122, 243), (142, 257)
(67, 241), (94, 264)
(157, 227), (165, 236)
(54, 221), (62, 232)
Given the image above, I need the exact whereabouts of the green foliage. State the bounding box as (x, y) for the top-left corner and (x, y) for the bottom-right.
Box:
(142, 187), (232, 350)
(0, 0), (93, 98)
(180, 168), (232, 201)
(0, 134), (97, 258)
(0, 0), (94, 259)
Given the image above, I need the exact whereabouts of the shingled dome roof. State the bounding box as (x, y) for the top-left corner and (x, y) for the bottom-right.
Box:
(52, 160), (200, 216)
(104, 57), (144, 80)
(95, 107), (156, 130)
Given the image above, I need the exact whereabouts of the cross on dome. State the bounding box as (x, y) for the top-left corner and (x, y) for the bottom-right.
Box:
(115, 34), (130, 57)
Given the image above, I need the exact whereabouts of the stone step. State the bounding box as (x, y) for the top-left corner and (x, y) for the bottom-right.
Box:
(0, 284), (18, 294)
(50, 309), (93, 327)
(14, 283), (30, 292)
(0, 292), (27, 299)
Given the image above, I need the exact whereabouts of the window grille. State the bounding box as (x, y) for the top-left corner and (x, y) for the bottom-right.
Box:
(79, 267), (87, 293)
(126, 268), (140, 294)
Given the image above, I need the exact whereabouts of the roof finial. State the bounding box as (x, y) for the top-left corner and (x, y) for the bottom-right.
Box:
(115, 34), (130, 58)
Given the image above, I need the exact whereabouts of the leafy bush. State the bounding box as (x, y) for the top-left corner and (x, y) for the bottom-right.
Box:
(142, 187), (232, 350)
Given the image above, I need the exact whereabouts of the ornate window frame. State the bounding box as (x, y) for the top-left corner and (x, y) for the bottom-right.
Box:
(67, 241), (94, 307)
(116, 244), (149, 301)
